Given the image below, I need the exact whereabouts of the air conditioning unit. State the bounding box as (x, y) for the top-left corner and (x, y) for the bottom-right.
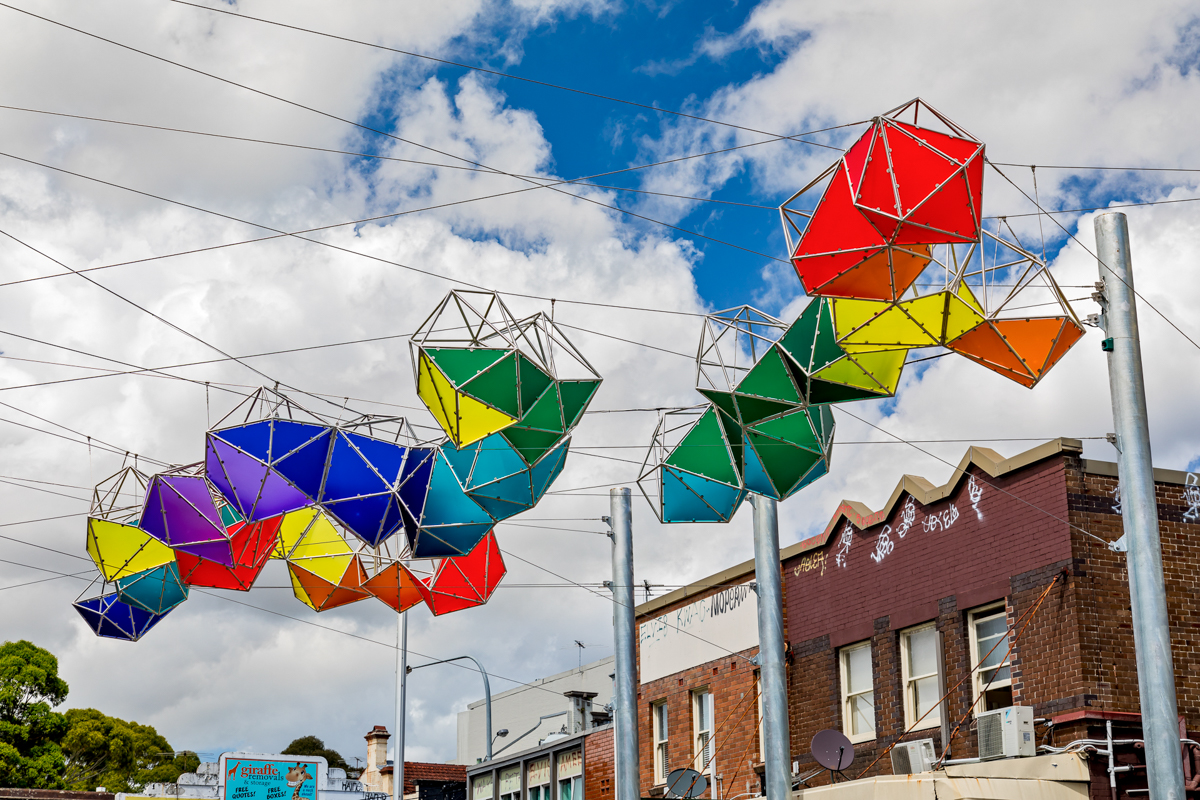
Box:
(977, 705), (1036, 760)
(890, 739), (936, 774)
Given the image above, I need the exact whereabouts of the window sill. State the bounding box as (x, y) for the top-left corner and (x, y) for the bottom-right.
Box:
(903, 720), (941, 733)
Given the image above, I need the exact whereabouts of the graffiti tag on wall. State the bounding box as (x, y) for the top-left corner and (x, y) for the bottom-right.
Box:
(834, 522), (854, 568)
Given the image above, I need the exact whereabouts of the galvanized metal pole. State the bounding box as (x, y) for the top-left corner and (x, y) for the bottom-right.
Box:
(609, 488), (640, 800)
(394, 610), (408, 800)
(752, 495), (791, 799)
(1095, 211), (1184, 800)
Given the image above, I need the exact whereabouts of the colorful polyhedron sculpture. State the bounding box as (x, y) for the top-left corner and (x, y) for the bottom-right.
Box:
(415, 529), (506, 616)
(276, 507), (372, 611)
(73, 591), (172, 641)
(779, 99), (1085, 389)
(781, 100), (983, 302)
(139, 465), (239, 566)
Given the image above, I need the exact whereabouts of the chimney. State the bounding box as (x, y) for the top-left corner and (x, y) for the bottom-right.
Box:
(364, 725), (390, 772)
(564, 691), (598, 734)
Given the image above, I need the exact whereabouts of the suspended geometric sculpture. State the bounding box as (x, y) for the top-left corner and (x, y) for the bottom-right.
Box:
(639, 408), (748, 524)
(410, 290), (601, 454)
(86, 517), (177, 582)
(781, 99), (983, 302)
(72, 590), (172, 641)
(402, 449), (495, 558)
(115, 562), (189, 614)
(778, 99), (1086, 389)
(362, 561), (426, 613)
(440, 434), (569, 522)
(139, 466), (238, 566)
(415, 530), (506, 616)
(175, 513), (281, 591)
(278, 507), (371, 611)
(206, 413), (430, 548)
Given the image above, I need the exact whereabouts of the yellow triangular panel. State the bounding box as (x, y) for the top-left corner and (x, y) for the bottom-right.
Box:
(898, 293), (952, 342)
(288, 565), (319, 610)
(830, 298), (890, 339)
(454, 390), (517, 447)
(812, 355), (888, 393)
(944, 290), (987, 342)
(848, 349), (908, 393)
(86, 518), (175, 581)
(839, 304), (939, 351)
(416, 351), (516, 447)
(955, 281), (985, 315)
(417, 352), (461, 444)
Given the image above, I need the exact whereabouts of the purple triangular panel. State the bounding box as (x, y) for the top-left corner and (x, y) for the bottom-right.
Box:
(158, 480), (232, 565)
(210, 438), (270, 519)
(161, 476), (223, 530)
(140, 481), (170, 544)
(205, 437), (240, 513)
(176, 538), (235, 565)
(253, 466), (311, 520)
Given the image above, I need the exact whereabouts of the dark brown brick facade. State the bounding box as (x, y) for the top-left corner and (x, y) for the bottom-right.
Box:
(636, 439), (1200, 797)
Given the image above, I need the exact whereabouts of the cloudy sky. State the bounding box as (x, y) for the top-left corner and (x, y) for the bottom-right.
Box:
(2, 0), (1200, 768)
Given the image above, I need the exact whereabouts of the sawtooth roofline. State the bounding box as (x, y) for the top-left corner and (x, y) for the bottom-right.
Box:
(636, 437), (1096, 619)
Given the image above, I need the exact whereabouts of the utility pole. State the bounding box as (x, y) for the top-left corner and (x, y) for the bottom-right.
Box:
(609, 488), (639, 800)
(751, 495), (790, 799)
(1094, 211), (1184, 800)
(394, 611), (408, 800)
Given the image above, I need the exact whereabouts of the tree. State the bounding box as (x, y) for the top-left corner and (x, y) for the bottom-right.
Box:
(0, 640), (70, 788)
(282, 736), (349, 772)
(61, 709), (192, 793)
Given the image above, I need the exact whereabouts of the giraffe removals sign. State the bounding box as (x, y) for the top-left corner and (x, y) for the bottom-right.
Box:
(638, 582), (757, 684)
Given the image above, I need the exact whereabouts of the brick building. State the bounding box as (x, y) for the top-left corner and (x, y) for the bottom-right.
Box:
(635, 438), (1200, 799)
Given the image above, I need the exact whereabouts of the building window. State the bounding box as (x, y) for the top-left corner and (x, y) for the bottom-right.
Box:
(472, 774), (494, 800)
(969, 604), (1014, 712)
(754, 670), (764, 762)
(526, 758), (550, 800)
(499, 766), (520, 800)
(652, 701), (669, 784)
(556, 749), (582, 800)
(693, 689), (714, 774)
(839, 641), (876, 742)
(901, 624), (941, 730)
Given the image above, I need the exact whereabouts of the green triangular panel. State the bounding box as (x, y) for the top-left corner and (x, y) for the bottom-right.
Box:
(698, 389), (739, 422)
(521, 383), (566, 433)
(424, 347), (510, 388)
(716, 409), (744, 475)
(558, 380), (601, 429)
(664, 407), (738, 486)
(750, 409), (821, 453)
(747, 431), (822, 497)
(778, 299), (822, 373)
(517, 354), (554, 416)
(732, 394), (796, 426)
(500, 426), (566, 467)
(736, 347), (801, 403)
(812, 299), (847, 371)
(462, 353), (521, 417)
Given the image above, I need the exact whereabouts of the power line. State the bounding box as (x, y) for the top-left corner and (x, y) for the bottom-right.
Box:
(986, 194), (1200, 220)
(989, 162), (1200, 173)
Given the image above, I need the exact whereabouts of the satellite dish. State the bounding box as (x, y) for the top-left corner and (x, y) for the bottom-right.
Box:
(665, 768), (708, 798)
(811, 729), (855, 772)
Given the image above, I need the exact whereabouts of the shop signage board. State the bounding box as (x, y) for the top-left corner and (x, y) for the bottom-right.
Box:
(639, 581), (758, 684)
(218, 753), (326, 800)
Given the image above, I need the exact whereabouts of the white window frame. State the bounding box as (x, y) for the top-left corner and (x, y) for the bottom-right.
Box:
(498, 766), (521, 800)
(839, 640), (876, 743)
(754, 669), (765, 762)
(526, 758), (550, 800)
(900, 623), (941, 730)
(968, 602), (1014, 713)
(692, 688), (714, 775)
(652, 701), (669, 785)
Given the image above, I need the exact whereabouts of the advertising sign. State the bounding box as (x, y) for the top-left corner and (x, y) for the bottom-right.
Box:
(218, 753), (326, 800)
(639, 581), (758, 684)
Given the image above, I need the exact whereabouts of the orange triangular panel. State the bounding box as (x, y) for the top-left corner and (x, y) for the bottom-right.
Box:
(363, 562), (426, 613)
(947, 321), (1033, 378)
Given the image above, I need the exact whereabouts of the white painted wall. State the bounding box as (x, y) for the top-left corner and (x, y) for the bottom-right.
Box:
(638, 582), (758, 684)
(452, 657), (614, 765)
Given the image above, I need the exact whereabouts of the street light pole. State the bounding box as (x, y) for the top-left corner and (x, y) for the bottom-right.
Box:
(609, 487), (639, 800)
(752, 495), (791, 800)
(1094, 212), (1185, 800)
(394, 611), (408, 800)
(408, 655), (495, 761)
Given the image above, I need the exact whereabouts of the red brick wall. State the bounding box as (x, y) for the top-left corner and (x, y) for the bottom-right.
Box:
(1066, 456), (1200, 725)
(584, 727), (614, 800)
(636, 575), (763, 799)
(783, 458), (1076, 778)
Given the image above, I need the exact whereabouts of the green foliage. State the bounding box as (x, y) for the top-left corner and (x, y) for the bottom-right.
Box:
(281, 736), (349, 772)
(0, 640), (69, 788)
(61, 709), (190, 793)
